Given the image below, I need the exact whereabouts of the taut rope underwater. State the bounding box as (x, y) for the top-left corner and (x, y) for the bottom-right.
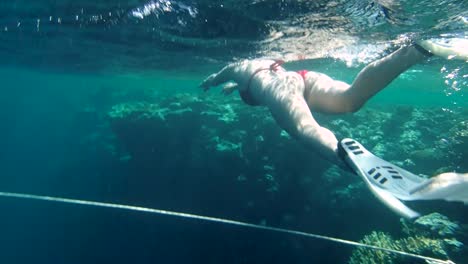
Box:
(0, 191), (456, 264)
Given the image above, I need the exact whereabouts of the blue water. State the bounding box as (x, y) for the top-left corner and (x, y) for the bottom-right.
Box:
(0, 1), (467, 263)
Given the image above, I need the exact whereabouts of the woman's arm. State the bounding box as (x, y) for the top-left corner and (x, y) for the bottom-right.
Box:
(199, 63), (238, 91)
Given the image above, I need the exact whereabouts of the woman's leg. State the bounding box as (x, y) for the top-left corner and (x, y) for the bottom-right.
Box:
(305, 45), (431, 114)
(267, 92), (342, 165)
(343, 44), (430, 111)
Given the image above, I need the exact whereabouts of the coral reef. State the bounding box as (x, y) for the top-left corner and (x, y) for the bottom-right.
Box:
(326, 106), (467, 175)
(108, 90), (467, 214)
(403, 212), (461, 237)
(106, 90), (467, 263)
(348, 231), (400, 264)
(447, 120), (468, 171)
(107, 93), (324, 196)
(349, 213), (464, 264)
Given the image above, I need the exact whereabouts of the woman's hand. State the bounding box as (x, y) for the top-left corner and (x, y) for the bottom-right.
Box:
(199, 73), (217, 92)
(221, 82), (239, 95)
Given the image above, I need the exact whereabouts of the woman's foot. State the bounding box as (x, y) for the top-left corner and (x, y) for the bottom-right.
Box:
(416, 38), (468, 61)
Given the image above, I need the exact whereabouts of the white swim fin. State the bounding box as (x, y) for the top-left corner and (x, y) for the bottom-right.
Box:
(417, 38), (468, 61)
(338, 138), (468, 219)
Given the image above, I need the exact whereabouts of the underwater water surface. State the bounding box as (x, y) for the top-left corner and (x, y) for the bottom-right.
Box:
(0, 0), (467, 263)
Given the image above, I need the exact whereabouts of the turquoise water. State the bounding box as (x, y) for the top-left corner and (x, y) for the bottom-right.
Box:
(0, 1), (467, 263)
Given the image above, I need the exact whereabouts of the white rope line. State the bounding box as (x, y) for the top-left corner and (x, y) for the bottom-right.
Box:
(0, 191), (455, 264)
